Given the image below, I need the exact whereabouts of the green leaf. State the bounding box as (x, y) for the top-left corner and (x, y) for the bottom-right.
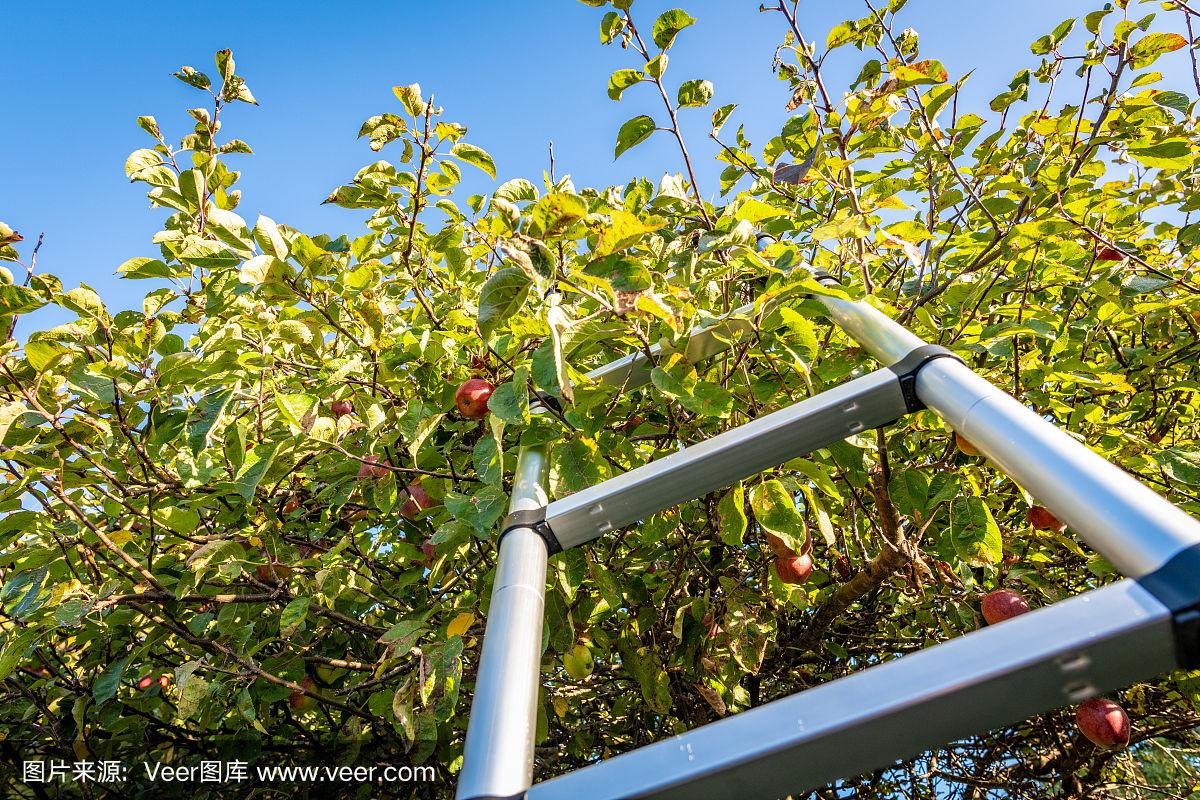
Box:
(615, 115), (657, 159)
(528, 193), (588, 239)
(444, 486), (508, 532)
(1152, 90), (1191, 114)
(61, 285), (105, 319)
(393, 83), (427, 116)
(711, 103), (736, 136)
(117, 257), (176, 279)
(1128, 138), (1192, 170)
(93, 654), (129, 705)
(677, 79), (713, 108)
(889, 469), (930, 521)
(749, 480), (806, 553)
(187, 389), (233, 455)
(550, 438), (609, 498)
(651, 8), (696, 50)
(380, 620), (426, 650)
(608, 69), (644, 101)
(645, 54), (668, 79)
(0, 285), (45, 316)
(1155, 449), (1200, 485)
(0, 402), (27, 447)
(495, 178), (538, 203)
(0, 627), (42, 681)
(236, 443), (277, 501)
(827, 21), (858, 50)
(450, 142), (497, 179)
(175, 674), (209, 721)
(600, 11), (624, 43)
(1128, 32), (1187, 69)
(948, 496), (1003, 566)
(1031, 18), (1075, 55)
(893, 60), (948, 89)
(275, 392), (318, 434)
(594, 209), (664, 258)
(254, 215), (289, 260)
(279, 598), (310, 637)
(473, 435), (503, 485)
(477, 267), (532, 339)
(718, 484), (747, 547)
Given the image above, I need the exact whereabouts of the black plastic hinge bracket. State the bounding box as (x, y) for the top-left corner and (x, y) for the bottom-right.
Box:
(498, 508), (562, 555)
(887, 344), (964, 413)
(1138, 543), (1200, 669)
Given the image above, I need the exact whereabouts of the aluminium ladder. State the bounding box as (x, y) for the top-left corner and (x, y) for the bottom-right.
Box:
(454, 264), (1200, 800)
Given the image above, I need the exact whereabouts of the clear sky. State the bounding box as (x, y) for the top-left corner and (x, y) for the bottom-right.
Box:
(2, 1), (1193, 334)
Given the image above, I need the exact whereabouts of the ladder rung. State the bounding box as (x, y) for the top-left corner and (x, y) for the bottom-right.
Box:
(544, 367), (908, 551)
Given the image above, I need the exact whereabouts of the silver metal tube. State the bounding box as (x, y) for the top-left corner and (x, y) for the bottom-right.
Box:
(546, 368), (907, 550)
(455, 446), (550, 800)
(584, 302), (770, 391)
(814, 292), (925, 365)
(917, 358), (1200, 578)
(526, 580), (1175, 800)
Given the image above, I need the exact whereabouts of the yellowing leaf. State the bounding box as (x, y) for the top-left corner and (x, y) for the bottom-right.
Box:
(446, 613), (475, 638)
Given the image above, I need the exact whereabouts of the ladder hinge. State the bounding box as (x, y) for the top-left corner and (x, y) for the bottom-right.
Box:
(499, 508), (562, 555)
(887, 344), (964, 413)
(1137, 542), (1200, 669)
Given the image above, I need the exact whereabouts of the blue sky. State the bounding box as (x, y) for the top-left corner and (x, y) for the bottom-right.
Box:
(2, 1), (1193, 333)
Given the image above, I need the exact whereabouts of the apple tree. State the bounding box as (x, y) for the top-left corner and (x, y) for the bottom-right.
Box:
(2, 1), (1200, 797)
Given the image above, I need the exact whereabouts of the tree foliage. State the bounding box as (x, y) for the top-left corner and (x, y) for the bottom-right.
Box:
(3, 3), (1200, 798)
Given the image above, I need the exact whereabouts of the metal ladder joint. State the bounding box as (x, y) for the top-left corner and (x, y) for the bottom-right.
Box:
(498, 508), (562, 555)
(1137, 542), (1200, 668)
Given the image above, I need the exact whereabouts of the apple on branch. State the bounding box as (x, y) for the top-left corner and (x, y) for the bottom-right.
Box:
(1076, 697), (1130, 749)
(1027, 505), (1066, 532)
(287, 677), (317, 712)
(980, 589), (1031, 625)
(774, 553), (813, 585)
(400, 483), (434, 519)
(356, 455), (390, 479)
(455, 378), (494, 419)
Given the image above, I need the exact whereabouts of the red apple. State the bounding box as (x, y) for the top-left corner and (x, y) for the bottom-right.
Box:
(1027, 505), (1066, 532)
(1076, 697), (1130, 749)
(137, 675), (155, 691)
(765, 532), (795, 558)
(1097, 247), (1123, 261)
(455, 378), (494, 419)
(955, 433), (981, 456)
(356, 455), (390, 479)
(774, 553), (813, 585)
(981, 589), (1031, 625)
(288, 677), (317, 712)
(158, 674), (172, 690)
(281, 495), (301, 515)
(330, 399), (354, 418)
(400, 483), (434, 519)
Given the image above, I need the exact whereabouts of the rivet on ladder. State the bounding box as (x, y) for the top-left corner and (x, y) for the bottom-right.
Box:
(1055, 653), (1091, 674)
(1063, 681), (1096, 702)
